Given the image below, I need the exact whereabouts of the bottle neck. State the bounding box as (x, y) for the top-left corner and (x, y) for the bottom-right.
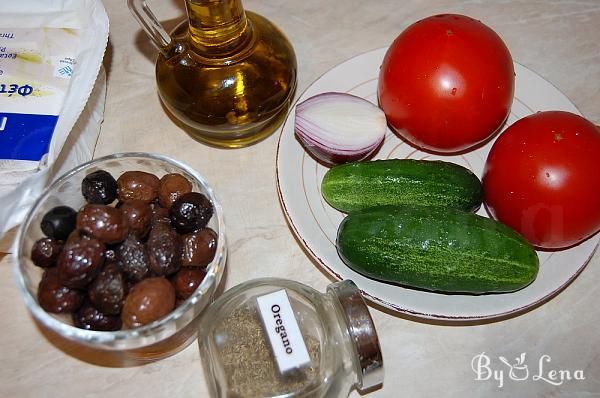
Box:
(185, 0), (254, 58)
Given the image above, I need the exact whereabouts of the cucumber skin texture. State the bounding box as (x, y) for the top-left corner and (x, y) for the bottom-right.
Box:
(321, 159), (483, 213)
(337, 205), (539, 294)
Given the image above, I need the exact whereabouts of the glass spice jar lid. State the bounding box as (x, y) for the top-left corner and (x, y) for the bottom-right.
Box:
(328, 280), (384, 391)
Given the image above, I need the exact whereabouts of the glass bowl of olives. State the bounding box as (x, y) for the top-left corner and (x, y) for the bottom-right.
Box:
(13, 152), (226, 364)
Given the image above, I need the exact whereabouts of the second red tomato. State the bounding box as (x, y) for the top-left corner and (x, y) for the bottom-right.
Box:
(378, 14), (515, 153)
(483, 111), (600, 249)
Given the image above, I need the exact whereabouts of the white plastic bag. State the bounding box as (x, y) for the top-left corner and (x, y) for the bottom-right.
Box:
(0, 0), (109, 248)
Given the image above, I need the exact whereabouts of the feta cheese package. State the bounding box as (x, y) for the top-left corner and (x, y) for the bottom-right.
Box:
(0, 28), (79, 165)
(0, 0), (109, 248)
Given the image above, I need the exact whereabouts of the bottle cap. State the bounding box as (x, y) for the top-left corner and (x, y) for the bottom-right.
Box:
(328, 280), (384, 391)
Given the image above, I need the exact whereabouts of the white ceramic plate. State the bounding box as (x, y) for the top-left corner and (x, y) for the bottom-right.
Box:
(276, 47), (600, 321)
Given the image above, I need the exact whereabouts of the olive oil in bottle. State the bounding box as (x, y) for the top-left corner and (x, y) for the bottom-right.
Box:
(129, 0), (297, 148)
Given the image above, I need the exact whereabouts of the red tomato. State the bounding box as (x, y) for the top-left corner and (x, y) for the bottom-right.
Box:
(483, 111), (600, 249)
(378, 14), (515, 153)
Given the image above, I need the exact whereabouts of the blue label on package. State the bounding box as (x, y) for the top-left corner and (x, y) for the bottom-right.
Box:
(0, 112), (58, 161)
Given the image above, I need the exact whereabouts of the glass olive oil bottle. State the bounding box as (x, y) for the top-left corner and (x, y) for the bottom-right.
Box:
(129, 0), (297, 148)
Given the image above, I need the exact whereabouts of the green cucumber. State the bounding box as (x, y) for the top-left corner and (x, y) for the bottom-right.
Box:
(321, 159), (483, 213)
(337, 205), (539, 294)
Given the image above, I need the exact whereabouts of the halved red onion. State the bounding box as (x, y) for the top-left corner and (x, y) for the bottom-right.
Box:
(294, 92), (387, 166)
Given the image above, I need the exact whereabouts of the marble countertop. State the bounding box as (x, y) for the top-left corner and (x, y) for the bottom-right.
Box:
(1, 0), (599, 397)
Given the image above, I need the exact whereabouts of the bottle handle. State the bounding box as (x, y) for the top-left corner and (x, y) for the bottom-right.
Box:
(127, 0), (173, 56)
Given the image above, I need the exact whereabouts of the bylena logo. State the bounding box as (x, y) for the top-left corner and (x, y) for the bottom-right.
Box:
(471, 352), (585, 388)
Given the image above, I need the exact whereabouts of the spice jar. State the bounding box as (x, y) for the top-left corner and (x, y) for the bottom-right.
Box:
(197, 278), (384, 397)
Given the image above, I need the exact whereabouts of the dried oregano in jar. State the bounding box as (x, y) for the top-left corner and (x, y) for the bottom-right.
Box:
(197, 278), (384, 398)
(216, 306), (320, 396)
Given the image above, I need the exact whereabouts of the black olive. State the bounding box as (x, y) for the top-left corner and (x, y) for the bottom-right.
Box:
(88, 263), (126, 315)
(72, 301), (122, 331)
(41, 206), (77, 241)
(116, 235), (150, 282)
(81, 170), (118, 205)
(169, 192), (213, 234)
(147, 223), (181, 276)
(104, 249), (117, 264)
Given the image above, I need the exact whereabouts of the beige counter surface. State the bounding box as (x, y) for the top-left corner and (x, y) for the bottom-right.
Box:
(2, 0), (599, 397)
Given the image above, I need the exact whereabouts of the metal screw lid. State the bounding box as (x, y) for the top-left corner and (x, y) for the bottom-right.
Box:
(328, 280), (384, 391)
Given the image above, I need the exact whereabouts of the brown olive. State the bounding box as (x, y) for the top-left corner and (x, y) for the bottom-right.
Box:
(120, 200), (152, 238)
(88, 263), (126, 315)
(151, 204), (171, 226)
(171, 267), (206, 300)
(31, 238), (63, 268)
(169, 192), (213, 234)
(147, 223), (181, 276)
(117, 171), (159, 204)
(38, 269), (84, 313)
(57, 235), (105, 288)
(77, 204), (129, 244)
(121, 277), (175, 328)
(116, 235), (150, 282)
(158, 173), (192, 209)
(180, 228), (218, 267)
(73, 301), (122, 331)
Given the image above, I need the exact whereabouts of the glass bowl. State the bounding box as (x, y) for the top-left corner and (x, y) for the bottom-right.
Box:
(13, 152), (226, 365)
